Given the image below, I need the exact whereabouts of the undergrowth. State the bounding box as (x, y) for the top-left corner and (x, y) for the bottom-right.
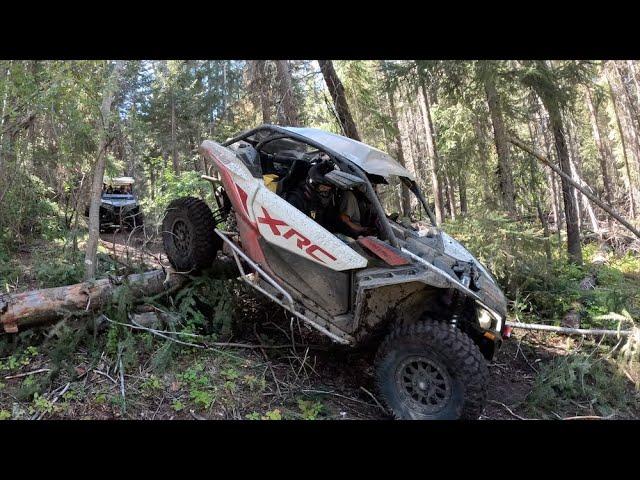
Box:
(444, 213), (640, 328)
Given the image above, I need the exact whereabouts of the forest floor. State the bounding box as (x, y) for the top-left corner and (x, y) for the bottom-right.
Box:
(1, 230), (639, 420)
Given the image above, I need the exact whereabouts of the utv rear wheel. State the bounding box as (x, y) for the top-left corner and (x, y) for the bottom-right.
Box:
(162, 196), (221, 272)
(375, 320), (488, 420)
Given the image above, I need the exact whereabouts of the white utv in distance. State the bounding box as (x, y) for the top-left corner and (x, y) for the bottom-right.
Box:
(94, 176), (144, 232)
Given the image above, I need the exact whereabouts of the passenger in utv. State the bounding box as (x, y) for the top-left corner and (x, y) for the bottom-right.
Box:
(283, 158), (337, 230)
(336, 189), (377, 238)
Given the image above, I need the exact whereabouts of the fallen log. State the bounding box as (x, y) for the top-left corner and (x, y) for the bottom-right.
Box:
(0, 269), (187, 334)
(506, 321), (634, 337)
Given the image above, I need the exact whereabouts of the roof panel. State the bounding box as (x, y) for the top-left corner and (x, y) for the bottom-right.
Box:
(283, 127), (415, 180)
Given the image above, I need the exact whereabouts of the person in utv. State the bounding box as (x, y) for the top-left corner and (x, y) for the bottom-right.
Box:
(335, 188), (379, 239)
(284, 158), (338, 231)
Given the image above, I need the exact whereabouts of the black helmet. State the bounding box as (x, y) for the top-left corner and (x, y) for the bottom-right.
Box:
(305, 159), (335, 204)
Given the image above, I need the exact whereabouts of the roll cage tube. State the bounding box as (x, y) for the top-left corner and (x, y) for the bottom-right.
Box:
(222, 125), (400, 248)
(404, 178), (438, 227)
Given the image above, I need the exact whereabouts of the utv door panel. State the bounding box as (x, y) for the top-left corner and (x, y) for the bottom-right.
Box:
(251, 187), (367, 272)
(260, 240), (350, 316)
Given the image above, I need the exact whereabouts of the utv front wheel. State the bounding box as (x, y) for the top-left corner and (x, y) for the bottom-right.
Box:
(162, 196), (221, 272)
(375, 320), (488, 420)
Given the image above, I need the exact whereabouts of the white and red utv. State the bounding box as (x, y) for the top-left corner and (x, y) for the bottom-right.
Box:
(162, 125), (509, 420)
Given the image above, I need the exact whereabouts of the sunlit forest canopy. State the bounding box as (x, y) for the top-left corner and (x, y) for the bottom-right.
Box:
(2, 59), (640, 266)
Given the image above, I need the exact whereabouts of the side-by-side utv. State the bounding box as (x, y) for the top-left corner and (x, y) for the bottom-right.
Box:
(161, 125), (509, 420)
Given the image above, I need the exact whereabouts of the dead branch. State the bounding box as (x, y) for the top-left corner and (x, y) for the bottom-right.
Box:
(507, 321), (634, 336)
(508, 135), (640, 240)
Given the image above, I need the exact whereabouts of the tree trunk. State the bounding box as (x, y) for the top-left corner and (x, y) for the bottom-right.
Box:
(0, 269), (186, 333)
(458, 169), (468, 215)
(529, 61), (583, 263)
(274, 60), (300, 126)
(585, 87), (614, 229)
(627, 60), (640, 106)
(417, 78), (445, 224)
(84, 60), (125, 280)
(527, 117), (552, 260)
(248, 60), (272, 124)
(480, 62), (516, 214)
(607, 71), (637, 218)
(472, 112), (493, 206)
(318, 60), (361, 141)
(549, 115), (583, 263)
(0, 61), (9, 180)
(444, 172), (457, 220)
(171, 88), (179, 174)
(386, 86), (412, 217)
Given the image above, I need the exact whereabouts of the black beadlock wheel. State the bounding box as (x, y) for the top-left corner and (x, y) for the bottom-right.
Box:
(162, 196), (222, 272)
(374, 320), (489, 420)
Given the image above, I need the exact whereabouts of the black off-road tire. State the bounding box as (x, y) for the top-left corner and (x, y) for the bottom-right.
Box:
(375, 320), (488, 420)
(162, 196), (221, 272)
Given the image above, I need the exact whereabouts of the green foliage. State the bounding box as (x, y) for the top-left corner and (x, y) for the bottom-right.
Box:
(33, 250), (84, 287)
(526, 353), (634, 418)
(444, 213), (640, 324)
(0, 172), (64, 251)
(29, 392), (61, 416)
(0, 410), (11, 420)
(140, 168), (215, 227)
(140, 375), (163, 395)
(179, 362), (216, 410)
(173, 274), (237, 336)
(261, 409), (282, 420)
(297, 399), (324, 420)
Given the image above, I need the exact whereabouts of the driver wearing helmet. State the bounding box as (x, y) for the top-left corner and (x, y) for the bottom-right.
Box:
(283, 156), (337, 230)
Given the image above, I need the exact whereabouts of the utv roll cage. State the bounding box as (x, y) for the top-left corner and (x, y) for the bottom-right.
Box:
(221, 125), (438, 247)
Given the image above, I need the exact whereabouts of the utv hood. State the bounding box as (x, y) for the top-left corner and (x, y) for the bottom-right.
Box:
(101, 194), (137, 208)
(399, 224), (508, 321)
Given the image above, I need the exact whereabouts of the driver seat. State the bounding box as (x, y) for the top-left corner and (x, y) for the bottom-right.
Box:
(275, 160), (310, 197)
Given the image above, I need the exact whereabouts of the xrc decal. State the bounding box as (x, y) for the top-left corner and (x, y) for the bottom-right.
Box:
(257, 207), (337, 264)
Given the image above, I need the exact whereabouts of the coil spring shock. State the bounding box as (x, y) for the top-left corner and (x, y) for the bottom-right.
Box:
(449, 274), (471, 328)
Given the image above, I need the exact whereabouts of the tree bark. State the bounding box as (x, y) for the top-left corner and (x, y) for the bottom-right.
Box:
(417, 78), (445, 224)
(0, 269), (186, 333)
(84, 60), (125, 280)
(318, 60), (361, 141)
(527, 117), (552, 260)
(528, 61), (583, 263)
(458, 169), (468, 215)
(444, 172), (456, 220)
(386, 86), (412, 217)
(274, 60), (300, 126)
(171, 88), (179, 174)
(607, 71), (637, 218)
(585, 87), (614, 229)
(472, 112), (493, 206)
(248, 60), (272, 124)
(480, 62), (516, 214)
